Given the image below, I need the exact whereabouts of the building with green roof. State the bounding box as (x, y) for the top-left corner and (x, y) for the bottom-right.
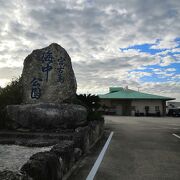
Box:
(99, 87), (175, 116)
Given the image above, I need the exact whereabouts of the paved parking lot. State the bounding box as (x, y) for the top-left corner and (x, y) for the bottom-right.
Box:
(95, 116), (180, 180)
(69, 116), (180, 180)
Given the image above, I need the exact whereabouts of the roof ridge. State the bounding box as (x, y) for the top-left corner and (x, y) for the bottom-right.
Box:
(99, 87), (175, 100)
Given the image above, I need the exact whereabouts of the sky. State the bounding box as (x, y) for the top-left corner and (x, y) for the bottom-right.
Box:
(0, 0), (180, 101)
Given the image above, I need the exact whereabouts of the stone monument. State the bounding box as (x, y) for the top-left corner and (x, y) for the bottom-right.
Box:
(6, 43), (87, 129)
(22, 43), (77, 104)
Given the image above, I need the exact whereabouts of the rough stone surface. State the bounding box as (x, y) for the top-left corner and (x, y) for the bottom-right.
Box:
(22, 43), (77, 104)
(6, 103), (87, 129)
(51, 140), (74, 173)
(0, 120), (104, 180)
(89, 119), (104, 145)
(74, 126), (90, 153)
(74, 148), (82, 162)
(21, 151), (62, 180)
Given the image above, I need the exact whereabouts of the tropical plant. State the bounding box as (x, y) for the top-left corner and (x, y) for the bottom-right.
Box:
(76, 94), (103, 121)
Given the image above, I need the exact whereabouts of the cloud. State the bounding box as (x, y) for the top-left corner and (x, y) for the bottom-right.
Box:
(127, 71), (152, 81)
(0, 67), (22, 79)
(141, 82), (180, 101)
(160, 56), (176, 66)
(151, 39), (179, 49)
(0, 0), (179, 100)
(166, 68), (176, 72)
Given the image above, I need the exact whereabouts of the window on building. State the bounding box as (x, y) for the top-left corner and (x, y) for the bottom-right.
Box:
(155, 106), (160, 111)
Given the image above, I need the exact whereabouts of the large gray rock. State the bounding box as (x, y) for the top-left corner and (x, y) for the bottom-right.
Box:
(6, 43), (87, 130)
(51, 141), (74, 173)
(6, 103), (87, 129)
(22, 43), (77, 104)
(21, 151), (62, 180)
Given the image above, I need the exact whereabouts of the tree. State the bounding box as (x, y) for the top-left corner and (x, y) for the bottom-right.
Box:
(0, 78), (23, 129)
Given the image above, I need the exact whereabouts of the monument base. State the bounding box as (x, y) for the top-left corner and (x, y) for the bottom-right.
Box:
(6, 103), (87, 129)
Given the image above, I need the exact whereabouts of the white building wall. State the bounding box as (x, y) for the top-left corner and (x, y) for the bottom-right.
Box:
(131, 100), (163, 114)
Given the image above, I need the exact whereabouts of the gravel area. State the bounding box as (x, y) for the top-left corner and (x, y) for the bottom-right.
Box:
(0, 145), (52, 171)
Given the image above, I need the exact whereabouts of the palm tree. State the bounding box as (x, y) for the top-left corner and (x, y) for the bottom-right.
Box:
(76, 94), (102, 121)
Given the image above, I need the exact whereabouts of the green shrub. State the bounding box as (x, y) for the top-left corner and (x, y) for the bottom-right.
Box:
(0, 78), (23, 129)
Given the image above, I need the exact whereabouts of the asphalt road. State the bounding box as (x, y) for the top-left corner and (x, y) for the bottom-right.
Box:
(69, 116), (180, 180)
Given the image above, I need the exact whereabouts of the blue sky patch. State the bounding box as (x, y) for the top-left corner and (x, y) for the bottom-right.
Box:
(120, 38), (180, 55)
(123, 38), (180, 83)
(120, 40), (164, 55)
(129, 63), (180, 83)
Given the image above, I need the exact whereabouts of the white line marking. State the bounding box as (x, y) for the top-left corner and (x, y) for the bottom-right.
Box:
(172, 133), (180, 139)
(86, 131), (114, 180)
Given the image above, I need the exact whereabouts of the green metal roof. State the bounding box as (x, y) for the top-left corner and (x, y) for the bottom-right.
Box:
(99, 87), (175, 100)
